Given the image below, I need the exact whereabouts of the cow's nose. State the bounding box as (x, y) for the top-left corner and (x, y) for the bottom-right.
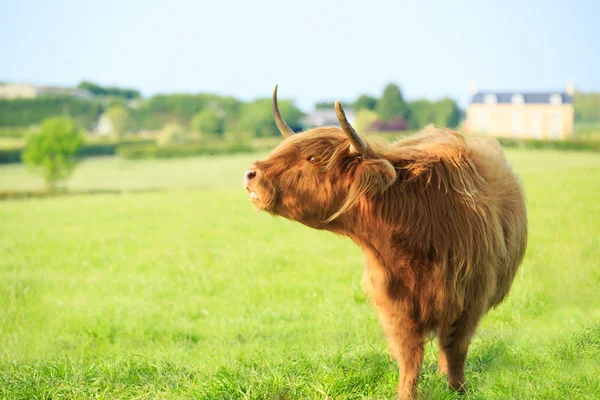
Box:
(243, 169), (256, 187)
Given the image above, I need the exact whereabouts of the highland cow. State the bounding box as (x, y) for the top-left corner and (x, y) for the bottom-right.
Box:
(243, 85), (528, 399)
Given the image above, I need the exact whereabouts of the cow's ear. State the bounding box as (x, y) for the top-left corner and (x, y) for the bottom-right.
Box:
(326, 158), (397, 223)
(353, 158), (397, 197)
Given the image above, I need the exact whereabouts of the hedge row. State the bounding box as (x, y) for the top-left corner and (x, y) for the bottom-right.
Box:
(115, 137), (600, 160)
(0, 139), (156, 164)
(495, 137), (600, 152)
(3, 136), (599, 165)
(0, 188), (161, 201)
(0, 148), (22, 164)
(0, 127), (28, 138)
(116, 142), (256, 159)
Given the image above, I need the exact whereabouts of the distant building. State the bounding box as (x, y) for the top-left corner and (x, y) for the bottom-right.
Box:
(0, 83), (92, 100)
(464, 82), (575, 140)
(301, 108), (356, 129)
(0, 83), (38, 99)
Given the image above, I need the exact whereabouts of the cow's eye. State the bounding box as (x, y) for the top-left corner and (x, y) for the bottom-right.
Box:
(308, 156), (316, 164)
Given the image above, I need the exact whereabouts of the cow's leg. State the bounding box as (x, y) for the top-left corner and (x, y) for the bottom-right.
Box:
(437, 339), (449, 375)
(377, 306), (424, 400)
(437, 311), (482, 393)
(363, 252), (424, 399)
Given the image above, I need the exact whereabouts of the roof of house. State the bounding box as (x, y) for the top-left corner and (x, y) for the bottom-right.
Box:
(471, 92), (573, 104)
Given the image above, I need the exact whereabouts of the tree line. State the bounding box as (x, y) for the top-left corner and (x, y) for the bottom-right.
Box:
(0, 82), (305, 138)
(1, 81), (599, 140)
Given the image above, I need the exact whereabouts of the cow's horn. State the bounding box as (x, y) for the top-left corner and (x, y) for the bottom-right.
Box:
(272, 85), (295, 138)
(335, 101), (367, 155)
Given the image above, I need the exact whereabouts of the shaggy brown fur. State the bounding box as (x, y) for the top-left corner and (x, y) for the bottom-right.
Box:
(244, 125), (528, 399)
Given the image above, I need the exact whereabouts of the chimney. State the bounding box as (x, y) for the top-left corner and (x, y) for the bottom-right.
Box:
(566, 81), (575, 96)
(470, 81), (478, 95)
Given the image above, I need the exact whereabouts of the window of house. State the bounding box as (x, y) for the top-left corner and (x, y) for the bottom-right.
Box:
(512, 112), (522, 137)
(476, 111), (488, 133)
(551, 113), (561, 140)
(512, 94), (524, 105)
(532, 112), (542, 139)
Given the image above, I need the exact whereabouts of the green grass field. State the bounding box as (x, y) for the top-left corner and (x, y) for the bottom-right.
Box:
(1, 149), (599, 399)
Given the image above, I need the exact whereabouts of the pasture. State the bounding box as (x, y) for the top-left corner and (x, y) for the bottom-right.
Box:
(1, 148), (599, 399)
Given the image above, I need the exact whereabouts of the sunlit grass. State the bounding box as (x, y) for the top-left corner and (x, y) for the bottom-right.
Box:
(1, 149), (599, 399)
(0, 152), (268, 192)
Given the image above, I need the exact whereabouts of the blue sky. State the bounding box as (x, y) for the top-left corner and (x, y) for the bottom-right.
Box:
(1, 0), (598, 111)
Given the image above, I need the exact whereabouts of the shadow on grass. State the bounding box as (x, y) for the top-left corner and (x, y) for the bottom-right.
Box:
(203, 349), (398, 399)
(6, 327), (598, 399)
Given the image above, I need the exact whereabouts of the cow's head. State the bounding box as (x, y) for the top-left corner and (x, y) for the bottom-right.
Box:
(243, 85), (397, 228)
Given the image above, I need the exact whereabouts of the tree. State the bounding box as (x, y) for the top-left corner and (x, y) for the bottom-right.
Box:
(376, 83), (410, 122)
(131, 93), (243, 131)
(315, 101), (336, 110)
(77, 81), (140, 100)
(237, 99), (304, 137)
(23, 116), (84, 192)
(407, 98), (462, 129)
(407, 99), (436, 129)
(353, 94), (378, 111)
(104, 105), (130, 141)
(574, 91), (600, 123)
(190, 108), (224, 135)
(433, 98), (461, 128)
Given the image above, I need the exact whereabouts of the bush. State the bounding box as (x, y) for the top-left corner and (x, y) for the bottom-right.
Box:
(117, 141), (255, 160)
(574, 123), (600, 141)
(156, 123), (187, 147)
(0, 147), (22, 164)
(369, 117), (409, 132)
(23, 117), (84, 191)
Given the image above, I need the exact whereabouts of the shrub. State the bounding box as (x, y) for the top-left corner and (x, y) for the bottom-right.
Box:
(22, 117), (84, 191)
(190, 109), (224, 136)
(369, 117), (409, 132)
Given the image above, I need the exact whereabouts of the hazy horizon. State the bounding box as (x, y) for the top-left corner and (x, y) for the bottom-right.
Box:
(1, 0), (599, 111)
